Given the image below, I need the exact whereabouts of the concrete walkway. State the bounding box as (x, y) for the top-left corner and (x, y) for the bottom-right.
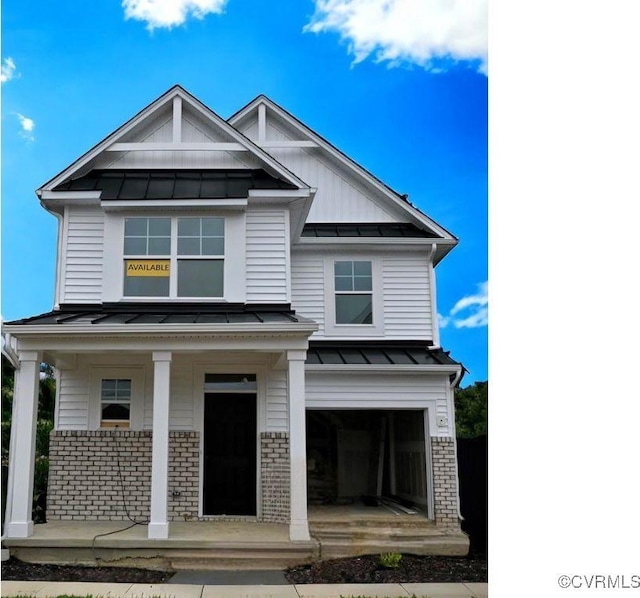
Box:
(1, 580), (488, 598)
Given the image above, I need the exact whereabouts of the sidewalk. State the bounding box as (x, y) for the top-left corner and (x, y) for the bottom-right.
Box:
(1, 580), (488, 598)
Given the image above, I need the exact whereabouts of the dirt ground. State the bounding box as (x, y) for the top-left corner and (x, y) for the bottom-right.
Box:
(1, 552), (487, 584)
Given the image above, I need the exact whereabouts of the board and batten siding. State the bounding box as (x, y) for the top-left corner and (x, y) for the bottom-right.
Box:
(269, 147), (396, 223)
(305, 372), (452, 437)
(291, 250), (433, 340)
(245, 209), (289, 303)
(239, 118), (399, 223)
(62, 207), (104, 304)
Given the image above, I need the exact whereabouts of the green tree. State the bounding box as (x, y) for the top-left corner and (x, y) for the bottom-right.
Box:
(454, 380), (488, 439)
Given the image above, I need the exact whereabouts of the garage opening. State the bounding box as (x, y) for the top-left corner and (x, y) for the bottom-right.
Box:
(306, 410), (431, 517)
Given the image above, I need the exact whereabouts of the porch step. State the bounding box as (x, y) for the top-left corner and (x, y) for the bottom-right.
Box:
(309, 519), (469, 559)
(7, 542), (320, 570)
(314, 535), (470, 559)
(4, 522), (320, 571)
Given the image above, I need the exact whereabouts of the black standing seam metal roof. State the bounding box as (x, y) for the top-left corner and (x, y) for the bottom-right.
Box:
(52, 169), (298, 200)
(302, 222), (441, 239)
(306, 344), (460, 367)
(6, 305), (306, 326)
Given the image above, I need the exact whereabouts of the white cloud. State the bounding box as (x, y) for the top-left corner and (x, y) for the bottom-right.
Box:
(440, 281), (488, 329)
(122, 0), (227, 30)
(16, 113), (35, 141)
(305, 0), (486, 74)
(1, 57), (17, 83)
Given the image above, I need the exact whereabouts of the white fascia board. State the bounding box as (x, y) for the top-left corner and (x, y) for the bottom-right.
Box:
(290, 190), (316, 242)
(248, 189), (312, 199)
(39, 191), (102, 201)
(306, 364), (462, 375)
(3, 322), (318, 338)
(8, 332), (317, 354)
(229, 97), (457, 242)
(101, 198), (248, 211)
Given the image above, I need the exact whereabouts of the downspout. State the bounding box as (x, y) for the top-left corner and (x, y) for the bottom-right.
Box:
(37, 190), (64, 310)
(448, 366), (465, 521)
(427, 243), (441, 349)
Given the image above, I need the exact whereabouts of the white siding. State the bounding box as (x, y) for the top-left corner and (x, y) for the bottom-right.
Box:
(269, 147), (396, 222)
(266, 369), (287, 432)
(105, 150), (255, 170)
(305, 372), (452, 437)
(238, 117), (399, 223)
(56, 369), (90, 430)
(101, 109), (258, 170)
(383, 255), (432, 339)
(290, 253), (325, 334)
(291, 250), (434, 340)
(63, 207), (104, 303)
(245, 209), (288, 303)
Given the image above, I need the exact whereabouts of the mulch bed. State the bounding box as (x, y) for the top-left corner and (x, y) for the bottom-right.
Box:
(285, 553), (488, 584)
(2, 553), (487, 584)
(1, 558), (171, 583)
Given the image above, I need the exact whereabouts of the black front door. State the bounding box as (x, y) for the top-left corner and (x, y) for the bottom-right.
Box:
(203, 392), (257, 516)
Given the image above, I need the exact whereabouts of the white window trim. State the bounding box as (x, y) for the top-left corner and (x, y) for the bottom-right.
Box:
(192, 361), (267, 520)
(89, 367), (145, 430)
(123, 217), (225, 300)
(323, 255), (384, 337)
(102, 210), (246, 303)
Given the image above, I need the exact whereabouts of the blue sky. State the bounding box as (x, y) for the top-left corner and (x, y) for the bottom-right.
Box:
(1, 0), (487, 385)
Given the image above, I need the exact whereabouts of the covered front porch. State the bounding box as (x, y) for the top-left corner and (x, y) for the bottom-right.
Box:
(2, 305), (318, 545)
(4, 502), (468, 568)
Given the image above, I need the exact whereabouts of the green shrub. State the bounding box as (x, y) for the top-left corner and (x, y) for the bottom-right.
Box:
(378, 552), (403, 568)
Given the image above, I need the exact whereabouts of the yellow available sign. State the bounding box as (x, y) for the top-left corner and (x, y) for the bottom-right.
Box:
(125, 260), (170, 277)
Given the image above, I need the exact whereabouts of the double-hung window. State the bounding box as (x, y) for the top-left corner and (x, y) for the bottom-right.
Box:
(124, 217), (171, 297)
(177, 217), (224, 297)
(334, 260), (373, 324)
(123, 216), (225, 298)
(100, 378), (131, 428)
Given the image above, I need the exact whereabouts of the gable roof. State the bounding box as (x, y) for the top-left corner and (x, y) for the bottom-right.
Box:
(38, 85), (310, 194)
(228, 94), (457, 244)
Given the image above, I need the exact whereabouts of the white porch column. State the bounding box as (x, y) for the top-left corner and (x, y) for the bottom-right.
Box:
(287, 350), (310, 541)
(5, 351), (41, 538)
(148, 351), (171, 539)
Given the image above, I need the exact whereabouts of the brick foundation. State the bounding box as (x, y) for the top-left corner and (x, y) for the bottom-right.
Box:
(431, 437), (461, 528)
(168, 431), (200, 521)
(47, 430), (199, 522)
(260, 432), (290, 523)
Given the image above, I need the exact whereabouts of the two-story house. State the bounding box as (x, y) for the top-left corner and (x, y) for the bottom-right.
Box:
(2, 86), (468, 565)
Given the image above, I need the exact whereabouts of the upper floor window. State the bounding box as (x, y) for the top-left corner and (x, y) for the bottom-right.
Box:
(334, 260), (373, 324)
(123, 216), (224, 298)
